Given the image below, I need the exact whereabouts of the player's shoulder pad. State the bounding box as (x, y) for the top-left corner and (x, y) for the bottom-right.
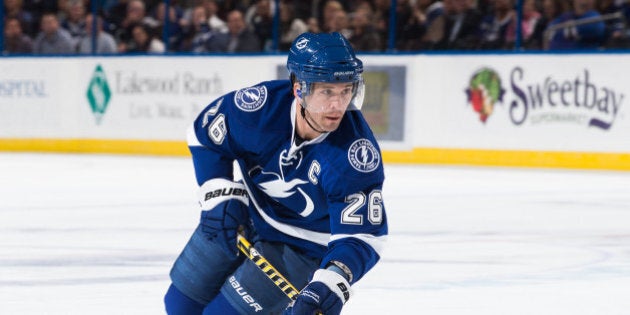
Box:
(345, 137), (382, 174)
(223, 80), (292, 130)
(196, 79), (291, 127)
(232, 84), (268, 112)
(232, 80), (290, 113)
(192, 80), (292, 148)
(327, 111), (383, 177)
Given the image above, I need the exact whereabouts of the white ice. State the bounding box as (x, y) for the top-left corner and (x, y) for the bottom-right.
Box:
(1, 153), (630, 314)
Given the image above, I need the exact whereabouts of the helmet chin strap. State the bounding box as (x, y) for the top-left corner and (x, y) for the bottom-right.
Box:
(299, 102), (327, 135)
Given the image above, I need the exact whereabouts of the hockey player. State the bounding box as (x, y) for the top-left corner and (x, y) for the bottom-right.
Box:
(164, 32), (388, 315)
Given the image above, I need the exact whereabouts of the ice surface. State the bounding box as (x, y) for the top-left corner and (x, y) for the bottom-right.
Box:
(1, 153), (630, 314)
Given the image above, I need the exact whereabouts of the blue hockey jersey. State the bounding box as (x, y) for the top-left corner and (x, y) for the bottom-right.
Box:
(187, 79), (388, 283)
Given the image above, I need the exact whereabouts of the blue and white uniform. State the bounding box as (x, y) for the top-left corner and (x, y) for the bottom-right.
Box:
(187, 79), (387, 284)
(166, 31), (386, 315)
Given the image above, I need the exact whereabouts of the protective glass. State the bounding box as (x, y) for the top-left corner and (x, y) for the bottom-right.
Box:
(302, 77), (365, 113)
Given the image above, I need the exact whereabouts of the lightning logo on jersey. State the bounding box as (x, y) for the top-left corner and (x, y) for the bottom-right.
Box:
(348, 138), (380, 173)
(234, 86), (267, 112)
(251, 148), (315, 217)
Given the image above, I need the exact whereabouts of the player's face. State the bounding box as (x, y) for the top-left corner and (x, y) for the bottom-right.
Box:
(302, 82), (354, 131)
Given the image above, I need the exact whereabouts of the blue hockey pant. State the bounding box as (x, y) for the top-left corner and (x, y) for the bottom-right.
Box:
(166, 224), (319, 314)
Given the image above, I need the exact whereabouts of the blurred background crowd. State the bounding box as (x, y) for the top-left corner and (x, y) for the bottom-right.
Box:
(2, 0), (630, 55)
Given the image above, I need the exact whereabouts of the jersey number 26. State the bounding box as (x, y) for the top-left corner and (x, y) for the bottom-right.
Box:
(341, 190), (383, 225)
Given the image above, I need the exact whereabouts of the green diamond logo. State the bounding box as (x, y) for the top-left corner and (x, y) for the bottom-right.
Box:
(86, 64), (112, 124)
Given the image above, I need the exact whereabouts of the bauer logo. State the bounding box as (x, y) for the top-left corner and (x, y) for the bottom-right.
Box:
(86, 64), (112, 125)
(348, 138), (380, 173)
(334, 71), (354, 76)
(465, 68), (505, 123)
(204, 185), (248, 201)
(234, 86), (267, 112)
(228, 276), (263, 312)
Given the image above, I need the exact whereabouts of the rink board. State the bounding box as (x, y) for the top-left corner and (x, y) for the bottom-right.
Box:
(0, 54), (629, 170)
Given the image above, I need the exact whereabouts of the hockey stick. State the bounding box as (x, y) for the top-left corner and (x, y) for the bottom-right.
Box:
(236, 234), (300, 299)
(237, 234), (324, 315)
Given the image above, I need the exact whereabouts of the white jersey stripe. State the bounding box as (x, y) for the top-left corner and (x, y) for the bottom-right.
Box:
(329, 233), (388, 257)
(242, 177), (387, 256)
(187, 124), (202, 146)
(242, 179), (331, 246)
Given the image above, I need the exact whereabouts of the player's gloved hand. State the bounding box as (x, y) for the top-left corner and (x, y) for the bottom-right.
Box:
(284, 269), (352, 315)
(198, 178), (249, 257)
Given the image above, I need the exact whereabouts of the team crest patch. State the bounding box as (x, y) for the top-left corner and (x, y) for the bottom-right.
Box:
(234, 86), (267, 112)
(348, 138), (380, 173)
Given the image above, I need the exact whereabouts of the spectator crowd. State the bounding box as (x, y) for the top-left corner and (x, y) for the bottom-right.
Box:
(3, 0), (630, 55)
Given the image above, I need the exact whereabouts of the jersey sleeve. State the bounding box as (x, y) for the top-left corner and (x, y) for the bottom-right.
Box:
(187, 95), (241, 185)
(319, 139), (388, 284)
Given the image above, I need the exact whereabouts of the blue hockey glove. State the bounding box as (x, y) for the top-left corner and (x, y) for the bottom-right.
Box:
(284, 269), (352, 315)
(198, 178), (249, 257)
